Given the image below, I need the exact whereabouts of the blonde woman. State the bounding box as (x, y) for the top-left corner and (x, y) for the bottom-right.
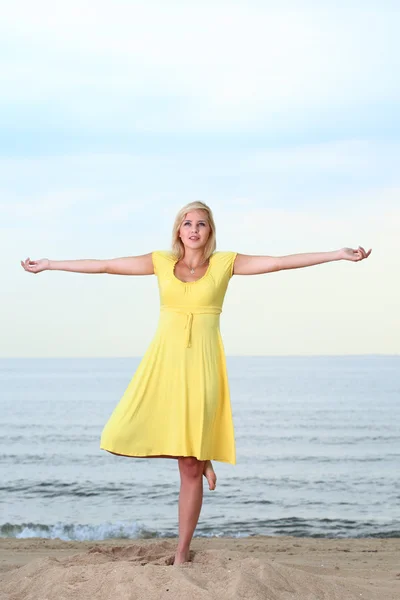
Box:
(21, 201), (371, 565)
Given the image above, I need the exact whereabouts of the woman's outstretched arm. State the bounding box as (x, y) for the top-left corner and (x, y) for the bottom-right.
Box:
(233, 247), (372, 275)
(20, 253), (154, 276)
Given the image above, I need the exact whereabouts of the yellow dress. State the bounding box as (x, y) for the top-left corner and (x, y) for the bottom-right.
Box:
(100, 250), (237, 464)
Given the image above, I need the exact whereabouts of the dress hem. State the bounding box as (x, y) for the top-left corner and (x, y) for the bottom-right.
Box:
(100, 446), (236, 465)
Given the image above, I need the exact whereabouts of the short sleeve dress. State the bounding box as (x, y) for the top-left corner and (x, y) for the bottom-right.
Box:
(100, 250), (238, 464)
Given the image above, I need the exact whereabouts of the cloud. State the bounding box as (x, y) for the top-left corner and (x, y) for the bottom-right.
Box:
(1, 1), (399, 136)
(1, 139), (398, 232)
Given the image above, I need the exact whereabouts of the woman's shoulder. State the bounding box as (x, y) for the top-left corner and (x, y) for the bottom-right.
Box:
(212, 250), (237, 259)
(211, 251), (238, 278)
(152, 250), (175, 262)
(151, 250), (176, 275)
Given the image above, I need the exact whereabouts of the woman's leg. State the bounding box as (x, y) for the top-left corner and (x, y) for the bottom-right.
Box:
(174, 456), (205, 565)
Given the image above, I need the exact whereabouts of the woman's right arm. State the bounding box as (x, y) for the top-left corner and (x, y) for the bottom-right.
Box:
(20, 253), (155, 276)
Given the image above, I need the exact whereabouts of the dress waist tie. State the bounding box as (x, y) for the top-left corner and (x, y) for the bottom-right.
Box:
(160, 305), (222, 348)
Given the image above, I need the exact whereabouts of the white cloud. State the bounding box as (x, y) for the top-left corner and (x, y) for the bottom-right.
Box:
(242, 141), (398, 174)
(1, 140), (398, 224)
(1, 1), (399, 132)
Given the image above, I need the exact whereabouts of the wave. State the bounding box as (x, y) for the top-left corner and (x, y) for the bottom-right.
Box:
(2, 519), (400, 541)
(0, 522), (155, 541)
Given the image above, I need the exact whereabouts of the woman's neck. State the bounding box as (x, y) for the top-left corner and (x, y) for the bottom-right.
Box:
(181, 249), (207, 266)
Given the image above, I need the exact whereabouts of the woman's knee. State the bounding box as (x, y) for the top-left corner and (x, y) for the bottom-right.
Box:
(178, 456), (204, 479)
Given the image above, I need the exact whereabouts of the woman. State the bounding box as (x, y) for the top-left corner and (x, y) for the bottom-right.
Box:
(21, 200), (371, 565)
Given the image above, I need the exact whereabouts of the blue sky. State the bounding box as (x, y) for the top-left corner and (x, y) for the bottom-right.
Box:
(2, 0), (399, 356)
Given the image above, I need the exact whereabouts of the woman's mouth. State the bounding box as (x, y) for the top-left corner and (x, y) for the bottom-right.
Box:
(189, 236), (200, 240)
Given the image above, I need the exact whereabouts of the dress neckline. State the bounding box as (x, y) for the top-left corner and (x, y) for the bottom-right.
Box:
(172, 253), (214, 284)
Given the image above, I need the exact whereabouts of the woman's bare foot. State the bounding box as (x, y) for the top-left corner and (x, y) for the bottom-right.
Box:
(203, 460), (217, 490)
(173, 548), (190, 565)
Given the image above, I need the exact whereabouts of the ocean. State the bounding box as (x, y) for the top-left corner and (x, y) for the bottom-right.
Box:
(1, 356), (399, 541)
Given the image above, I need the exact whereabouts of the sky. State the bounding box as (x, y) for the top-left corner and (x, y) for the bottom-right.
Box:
(2, 0), (399, 357)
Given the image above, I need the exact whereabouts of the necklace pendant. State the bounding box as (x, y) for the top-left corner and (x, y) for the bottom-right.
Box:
(190, 268), (195, 274)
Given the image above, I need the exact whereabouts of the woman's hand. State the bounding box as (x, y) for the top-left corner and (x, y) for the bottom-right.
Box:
(20, 257), (50, 274)
(338, 246), (372, 262)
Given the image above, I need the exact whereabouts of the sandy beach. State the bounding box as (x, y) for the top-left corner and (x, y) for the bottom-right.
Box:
(1, 535), (399, 599)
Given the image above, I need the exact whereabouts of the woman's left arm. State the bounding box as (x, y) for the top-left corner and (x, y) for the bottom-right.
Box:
(233, 247), (372, 275)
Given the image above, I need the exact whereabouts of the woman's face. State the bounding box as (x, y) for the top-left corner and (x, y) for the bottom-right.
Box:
(179, 210), (211, 251)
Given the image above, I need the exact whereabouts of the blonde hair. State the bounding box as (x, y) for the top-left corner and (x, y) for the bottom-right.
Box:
(171, 201), (216, 260)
